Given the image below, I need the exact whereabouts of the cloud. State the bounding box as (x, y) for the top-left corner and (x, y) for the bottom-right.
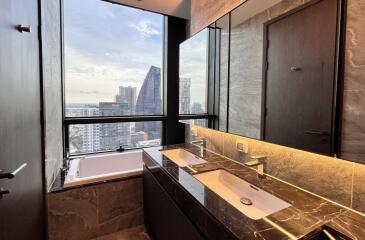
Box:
(129, 20), (161, 36)
(65, 47), (149, 103)
(79, 90), (100, 95)
(63, 0), (164, 104)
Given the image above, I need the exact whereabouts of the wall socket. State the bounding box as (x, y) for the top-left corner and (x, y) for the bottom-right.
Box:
(236, 139), (249, 154)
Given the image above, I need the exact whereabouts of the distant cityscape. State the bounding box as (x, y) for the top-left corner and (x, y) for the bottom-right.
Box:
(67, 66), (204, 154)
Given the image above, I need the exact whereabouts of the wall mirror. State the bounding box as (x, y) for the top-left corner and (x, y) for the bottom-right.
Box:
(179, 28), (209, 116)
(179, 25), (216, 128)
(179, 0), (365, 164)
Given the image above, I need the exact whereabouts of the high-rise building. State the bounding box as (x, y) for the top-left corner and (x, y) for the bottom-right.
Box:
(66, 104), (99, 117)
(191, 102), (206, 126)
(66, 105), (100, 153)
(180, 78), (191, 114)
(191, 102), (203, 114)
(115, 86), (137, 114)
(99, 102), (129, 116)
(135, 66), (162, 139)
(130, 131), (148, 147)
(136, 139), (161, 148)
(99, 102), (131, 151)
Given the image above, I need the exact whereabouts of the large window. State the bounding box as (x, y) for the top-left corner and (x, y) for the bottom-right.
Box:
(68, 122), (162, 155)
(64, 0), (164, 154)
(179, 29), (208, 115)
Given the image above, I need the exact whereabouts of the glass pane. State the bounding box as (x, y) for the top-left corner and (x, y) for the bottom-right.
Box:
(64, 0), (163, 117)
(68, 122), (162, 154)
(180, 119), (208, 128)
(179, 29), (208, 114)
(216, 15), (230, 132)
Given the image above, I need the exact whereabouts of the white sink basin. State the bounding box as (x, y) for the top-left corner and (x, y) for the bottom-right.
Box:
(194, 170), (291, 220)
(160, 149), (207, 167)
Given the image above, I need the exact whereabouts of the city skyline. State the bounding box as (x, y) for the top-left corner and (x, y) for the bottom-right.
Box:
(67, 66), (163, 153)
(67, 65), (204, 154)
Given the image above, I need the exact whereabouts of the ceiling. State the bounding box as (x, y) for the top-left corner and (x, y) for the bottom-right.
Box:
(107, 0), (191, 19)
(231, 0), (282, 27)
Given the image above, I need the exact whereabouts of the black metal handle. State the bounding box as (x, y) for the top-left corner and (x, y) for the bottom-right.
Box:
(16, 24), (31, 33)
(304, 130), (328, 136)
(0, 172), (14, 179)
(0, 163), (27, 179)
(290, 67), (302, 71)
(0, 188), (11, 199)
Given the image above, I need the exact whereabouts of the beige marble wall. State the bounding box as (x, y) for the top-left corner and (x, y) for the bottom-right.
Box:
(188, 125), (365, 214)
(41, 0), (64, 191)
(190, 0), (247, 35)
(48, 177), (143, 240)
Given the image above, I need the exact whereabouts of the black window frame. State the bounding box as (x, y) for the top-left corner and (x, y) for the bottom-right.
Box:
(177, 25), (217, 128)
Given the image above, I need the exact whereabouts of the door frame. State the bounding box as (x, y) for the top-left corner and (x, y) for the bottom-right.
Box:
(37, 0), (47, 238)
(260, 0), (347, 157)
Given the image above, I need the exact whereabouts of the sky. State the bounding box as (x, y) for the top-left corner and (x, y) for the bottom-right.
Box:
(64, 0), (163, 104)
(180, 29), (208, 110)
(65, 0), (207, 107)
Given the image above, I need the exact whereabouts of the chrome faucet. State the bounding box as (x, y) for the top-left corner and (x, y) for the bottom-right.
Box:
(190, 137), (206, 156)
(244, 155), (266, 179)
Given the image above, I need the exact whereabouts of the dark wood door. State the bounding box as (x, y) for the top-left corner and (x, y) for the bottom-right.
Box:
(0, 0), (45, 239)
(264, 0), (338, 155)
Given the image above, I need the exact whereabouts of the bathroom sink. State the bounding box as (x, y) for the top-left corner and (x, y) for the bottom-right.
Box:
(193, 170), (291, 220)
(160, 149), (207, 167)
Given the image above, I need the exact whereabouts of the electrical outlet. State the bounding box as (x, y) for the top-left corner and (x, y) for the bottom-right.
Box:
(236, 139), (249, 154)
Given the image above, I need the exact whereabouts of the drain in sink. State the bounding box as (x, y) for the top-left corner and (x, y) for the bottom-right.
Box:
(240, 197), (253, 205)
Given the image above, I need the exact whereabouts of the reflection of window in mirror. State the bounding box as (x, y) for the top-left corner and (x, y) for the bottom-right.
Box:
(215, 14), (230, 133)
(179, 29), (208, 115)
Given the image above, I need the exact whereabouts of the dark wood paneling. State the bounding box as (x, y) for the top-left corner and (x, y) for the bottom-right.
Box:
(264, 0), (338, 155)
(0, 0), (45, 239)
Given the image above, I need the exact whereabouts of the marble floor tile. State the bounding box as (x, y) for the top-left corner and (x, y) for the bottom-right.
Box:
(352, 163), (365, 213)
(97, 225), (150, 240)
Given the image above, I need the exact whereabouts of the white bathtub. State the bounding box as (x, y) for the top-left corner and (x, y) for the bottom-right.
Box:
(64, 151), (143, 187)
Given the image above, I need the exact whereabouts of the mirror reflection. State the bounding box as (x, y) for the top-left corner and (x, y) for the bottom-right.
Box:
(179, 29), (208, 115)
(180, 0), (365, 163)
(228, 0), (339, 156)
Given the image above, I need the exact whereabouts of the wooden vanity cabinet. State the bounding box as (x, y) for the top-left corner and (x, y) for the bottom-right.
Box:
(143, 165), (205, 240)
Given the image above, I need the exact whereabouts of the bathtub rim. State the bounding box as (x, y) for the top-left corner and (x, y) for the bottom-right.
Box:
(63, 150), (143, 189)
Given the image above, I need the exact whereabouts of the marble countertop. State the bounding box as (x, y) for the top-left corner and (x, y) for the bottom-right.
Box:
(143, 144), (365, 240)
